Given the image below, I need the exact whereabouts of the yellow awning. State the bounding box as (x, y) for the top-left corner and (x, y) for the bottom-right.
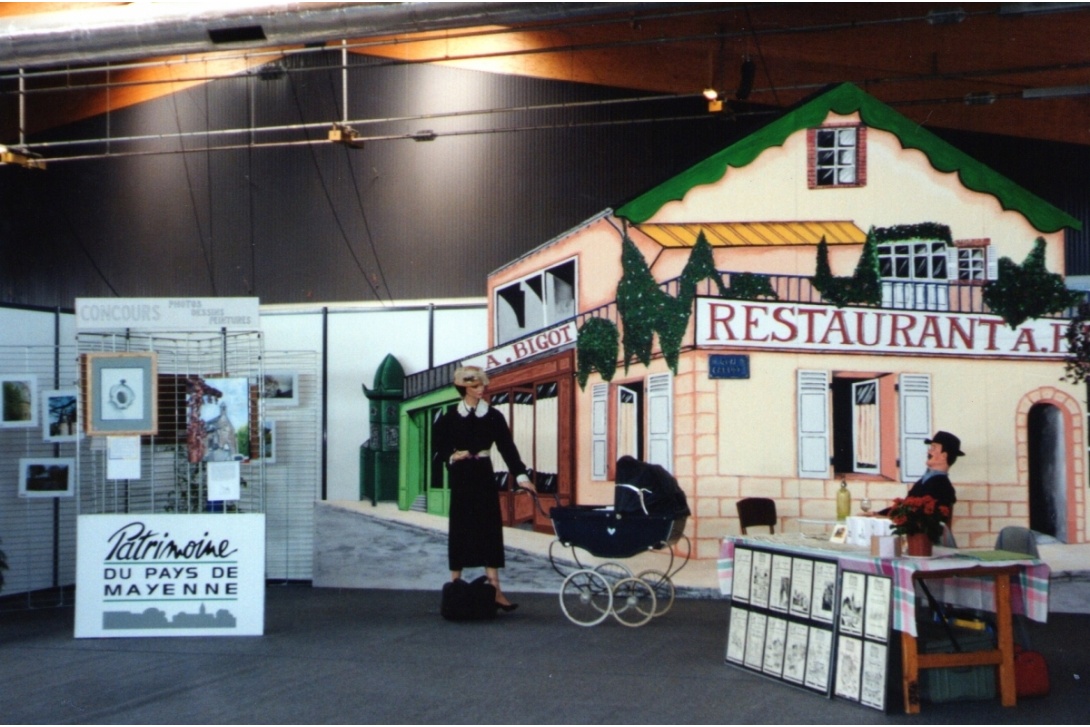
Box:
(636, 221), (867, 248)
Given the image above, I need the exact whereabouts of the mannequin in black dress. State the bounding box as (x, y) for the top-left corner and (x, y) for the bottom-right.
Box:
(434, 365), (535, 611)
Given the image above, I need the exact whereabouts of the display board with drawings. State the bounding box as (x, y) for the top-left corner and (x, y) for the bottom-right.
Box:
(725, 546), (895, 711)
(725, 546), (840, 696)
(833, 570), (894, 711)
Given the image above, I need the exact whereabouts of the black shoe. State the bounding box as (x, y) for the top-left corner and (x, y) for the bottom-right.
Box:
(497, 602), (519, 612)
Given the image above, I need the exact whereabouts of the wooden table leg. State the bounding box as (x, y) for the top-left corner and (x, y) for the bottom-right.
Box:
(994, 572), (1017, 707)
(901, 630), (921, 714)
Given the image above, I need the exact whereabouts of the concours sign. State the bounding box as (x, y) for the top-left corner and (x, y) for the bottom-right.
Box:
(75, 513), (265, 638)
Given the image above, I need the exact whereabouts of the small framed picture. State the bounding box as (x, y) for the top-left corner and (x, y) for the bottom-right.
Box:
(254, 420), (276, 464)
(19, 457), (75, 497)
(262, 372), (298, 406)
(1, 374), (39, 428)
(42, 388), (80, 442)
(84, 352), (158, 436)
(829, 523), (848, 544)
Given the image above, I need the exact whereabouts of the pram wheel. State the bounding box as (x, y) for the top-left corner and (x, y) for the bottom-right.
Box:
(560, 569), (613, 627)
(611, 577), (656, 627)
(637, 569), (676, 616)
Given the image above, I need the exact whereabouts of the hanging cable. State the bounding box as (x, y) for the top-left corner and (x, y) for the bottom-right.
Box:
(287, 68), (385, 303)
(169, 77), (218, 295)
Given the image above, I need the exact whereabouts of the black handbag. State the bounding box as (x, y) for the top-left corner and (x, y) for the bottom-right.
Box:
(440, 576), (499, 621)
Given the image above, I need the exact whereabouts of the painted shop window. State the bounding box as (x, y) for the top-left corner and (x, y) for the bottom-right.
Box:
(797, 370), (931, 483)
(590, 373), (673, 480)
(954, 239), (997, 283)
(877, 238), (950, 311)
(808, 125), (866, 188)
(494, 258), (577, 345)
(488, 381), (561, 493)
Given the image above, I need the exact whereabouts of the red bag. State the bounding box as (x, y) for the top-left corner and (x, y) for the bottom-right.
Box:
(1014, 645), (1050, 698)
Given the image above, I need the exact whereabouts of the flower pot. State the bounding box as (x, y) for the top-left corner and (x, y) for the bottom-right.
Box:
(906, 532), (933, 557)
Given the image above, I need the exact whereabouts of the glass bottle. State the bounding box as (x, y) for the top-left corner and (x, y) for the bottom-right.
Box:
(836, 479), (851, 521)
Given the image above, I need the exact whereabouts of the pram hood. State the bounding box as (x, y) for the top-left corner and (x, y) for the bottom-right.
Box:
(614, 456), (691, 518)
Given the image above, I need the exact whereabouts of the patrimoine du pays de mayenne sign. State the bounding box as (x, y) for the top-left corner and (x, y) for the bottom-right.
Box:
(695, 298), (1070, 359)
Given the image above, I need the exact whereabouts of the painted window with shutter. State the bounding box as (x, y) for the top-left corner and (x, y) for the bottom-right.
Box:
(591, 383), (609, 480)
(646, 373), (673, 470)
(797, 370), (830, 478)
(617, 385), (640, 462)
(898, 373), (932, 482)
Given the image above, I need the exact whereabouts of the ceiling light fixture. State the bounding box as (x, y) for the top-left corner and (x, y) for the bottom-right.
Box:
(963, 92), (997, 105)
(0, 145), (45, 169)
(702, 88), (719, 101)
(328, 123), (364, 148)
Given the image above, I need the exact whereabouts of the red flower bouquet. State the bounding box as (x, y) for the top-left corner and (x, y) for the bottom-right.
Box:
(887, 495), (950, 544)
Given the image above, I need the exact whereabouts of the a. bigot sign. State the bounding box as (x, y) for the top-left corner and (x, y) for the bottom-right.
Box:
(695, 298), (1071, 359)
(75, 513), (265, 638)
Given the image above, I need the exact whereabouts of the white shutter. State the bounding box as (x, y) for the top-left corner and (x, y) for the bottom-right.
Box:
(946, 247), (959, 281)
(899, 373), (932, 482)
(985, 245), (999, 280)
(646, 373), (673, 471)
(591, 383), (609, 480)
(797, 370), (830, 478)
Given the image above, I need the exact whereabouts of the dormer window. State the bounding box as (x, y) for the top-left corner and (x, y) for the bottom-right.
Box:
(494, 258), (577, 345)
(808, 125), (867, 188)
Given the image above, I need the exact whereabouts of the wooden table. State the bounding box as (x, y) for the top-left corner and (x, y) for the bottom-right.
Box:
(719, 535), (1050, 713)
(899, 564), (1019, 713)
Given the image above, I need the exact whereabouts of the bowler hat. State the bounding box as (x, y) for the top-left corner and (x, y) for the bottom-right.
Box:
(925, 430), (964, 457)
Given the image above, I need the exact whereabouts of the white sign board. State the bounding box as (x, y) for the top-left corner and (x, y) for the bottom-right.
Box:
(75, 297), (260, 332)
(695, 298), (1070, 359)
(75, 513), (265, 638)
(461, 320), (577, 371)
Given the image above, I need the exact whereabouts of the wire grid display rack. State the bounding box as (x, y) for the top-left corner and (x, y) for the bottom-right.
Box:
(76, 330), (268, 519)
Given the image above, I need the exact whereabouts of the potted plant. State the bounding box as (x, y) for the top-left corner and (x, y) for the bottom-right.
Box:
(887, 495), (950, 556)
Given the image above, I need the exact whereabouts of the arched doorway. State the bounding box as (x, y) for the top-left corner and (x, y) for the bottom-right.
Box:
(1028, 403), (1067, 542)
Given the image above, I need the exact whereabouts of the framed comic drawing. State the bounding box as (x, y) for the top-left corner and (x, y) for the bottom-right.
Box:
(84, 352), (158, 436)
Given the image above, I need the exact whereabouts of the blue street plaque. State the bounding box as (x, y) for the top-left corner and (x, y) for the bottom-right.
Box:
(709, 354), (750, 379)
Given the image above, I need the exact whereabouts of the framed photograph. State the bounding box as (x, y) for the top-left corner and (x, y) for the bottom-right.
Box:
(253, 419), (276, 464)
(188, 376), (252, 463)
(42, 388), (80, 442)
(1, 374), (39, 428)
(84, 352), (158, 436)
(829, 522), (848, 544)
(261, 372), (298, 406)
(19, 457), (75, 497)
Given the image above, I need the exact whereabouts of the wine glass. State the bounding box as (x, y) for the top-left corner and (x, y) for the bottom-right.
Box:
(860, 497), (872, 515)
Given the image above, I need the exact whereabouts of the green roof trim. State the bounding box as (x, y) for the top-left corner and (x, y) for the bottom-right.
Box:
(615, 83), (1081, 233)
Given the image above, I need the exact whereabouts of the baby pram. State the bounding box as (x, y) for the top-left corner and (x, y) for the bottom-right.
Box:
(541, 457), (691, 627)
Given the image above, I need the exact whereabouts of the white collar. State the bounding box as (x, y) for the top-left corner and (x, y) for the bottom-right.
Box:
(458, 399), (489, 417)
